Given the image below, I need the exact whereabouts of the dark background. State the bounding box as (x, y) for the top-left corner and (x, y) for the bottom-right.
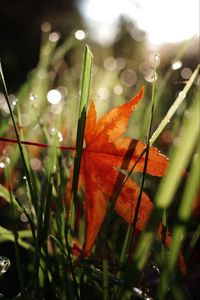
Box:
(0, 0), (82, 90)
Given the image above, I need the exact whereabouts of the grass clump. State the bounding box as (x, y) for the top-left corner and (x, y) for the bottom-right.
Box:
(0, 29), (199, 300)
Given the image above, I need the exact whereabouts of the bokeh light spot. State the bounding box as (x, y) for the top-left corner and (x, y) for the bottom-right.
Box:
(47, 89), (62, 104)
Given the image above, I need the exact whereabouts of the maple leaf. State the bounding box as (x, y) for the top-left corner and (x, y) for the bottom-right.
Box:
(79, 87), (169, 255)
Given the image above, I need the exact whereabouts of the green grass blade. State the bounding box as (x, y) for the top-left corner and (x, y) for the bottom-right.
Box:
(117, 55), (158, 276)
(156, 145), (200, 300)
(98, 65), (199, 246)
(69, 45), (93, 231)
(103, 259), (110, 300)
(136, 90), (199, 268)
(6, 167), (25, 293)
(150, 64), (200, 145)
(0, 62), (37, 211)
(155, 92), (199, 209)
(115, 89), (200, 299)
(186, 224), (200, 260)
(0, 226), (33, 250)
(0, 183), (19, 207)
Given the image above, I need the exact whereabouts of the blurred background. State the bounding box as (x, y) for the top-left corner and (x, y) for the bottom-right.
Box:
(0, 0), (199, 90)
(0, 1), (199, 298)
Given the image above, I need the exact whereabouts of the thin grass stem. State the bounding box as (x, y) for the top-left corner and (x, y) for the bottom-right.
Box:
(69, 45), (93, 233)
(6, 166), (25, 294)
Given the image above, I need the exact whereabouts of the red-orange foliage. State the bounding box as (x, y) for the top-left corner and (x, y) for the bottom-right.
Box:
(79, 87), (169, 255)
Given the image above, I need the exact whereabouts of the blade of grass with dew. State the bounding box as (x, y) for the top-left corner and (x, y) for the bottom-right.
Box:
(6, 166), (24, 293)
(156, 143), (200, 300)
(0, 62), (38, 215)
(115, 55), (158, 292)
(101, 65), (200, 248)
(149, 64), (200, 146)
(115, 88), (200, 299)
(97, 65), (200, 246)
(154, 41), (192, 108)
(69, 45), (93, 232)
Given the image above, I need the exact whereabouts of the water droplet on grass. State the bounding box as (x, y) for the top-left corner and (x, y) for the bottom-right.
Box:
(29, 93), (37, 102)
(41, 22), (51, 33)
(133, 287), (143, 295)
(0, 256), (10, 276)
(75, 30), (86, 40)
(20, 213), (28, 223)
(120, 69), (137, 86)
(113, 85), (123, 95)
(144, 69), (157, 82)
(104, 56), (117, 71)
(50, 128), (63, 142)
(30, 158), (42, 171)
(154, 53), (160, 67)
(178, 91), (186, 99)
(49, 32), (60, 43)
(171, 60), (182, 70)
(47, 89), (62, 104)
(0, 155), (10, 169)
(96, 87), (110, 100)
(181, 67), (192, 79)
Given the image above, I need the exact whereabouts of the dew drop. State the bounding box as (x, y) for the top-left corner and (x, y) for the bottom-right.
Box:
(30, 158), (42, 171)
(154, 53), (160, 67)
(104, 56), (117, 71)
(41, 22), (51, 33)
(0, 155), (10, 169)
(12, 100), (17, 106)
(178, 91), (186, 99)
(132, 287), (143, 295)
(171, 60), (182, 70)
(181, 67), (192, 80)
(74, 29), (86, 40)
(29, 93), (37, 102)
(50, 127), (63, 142)
(152, 264), (160, 274)
(58, 131), (63, 142)
(113, 85), (123, 95)
(0, 256), (10, 276)
(49, 32), (60, 43)
(144, 69), (157, 83)
(96, 87), (110, 100)
(120, 69), (137, 86)
(20, 213), (28, 223)
(47, 89), (62, 104)
(9, 94), (18, 107)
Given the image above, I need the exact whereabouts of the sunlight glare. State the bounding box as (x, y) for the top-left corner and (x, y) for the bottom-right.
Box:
(81, 0), (199, 46)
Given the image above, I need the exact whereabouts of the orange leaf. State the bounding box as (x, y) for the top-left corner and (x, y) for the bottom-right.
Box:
(80, 87), (169, 255)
